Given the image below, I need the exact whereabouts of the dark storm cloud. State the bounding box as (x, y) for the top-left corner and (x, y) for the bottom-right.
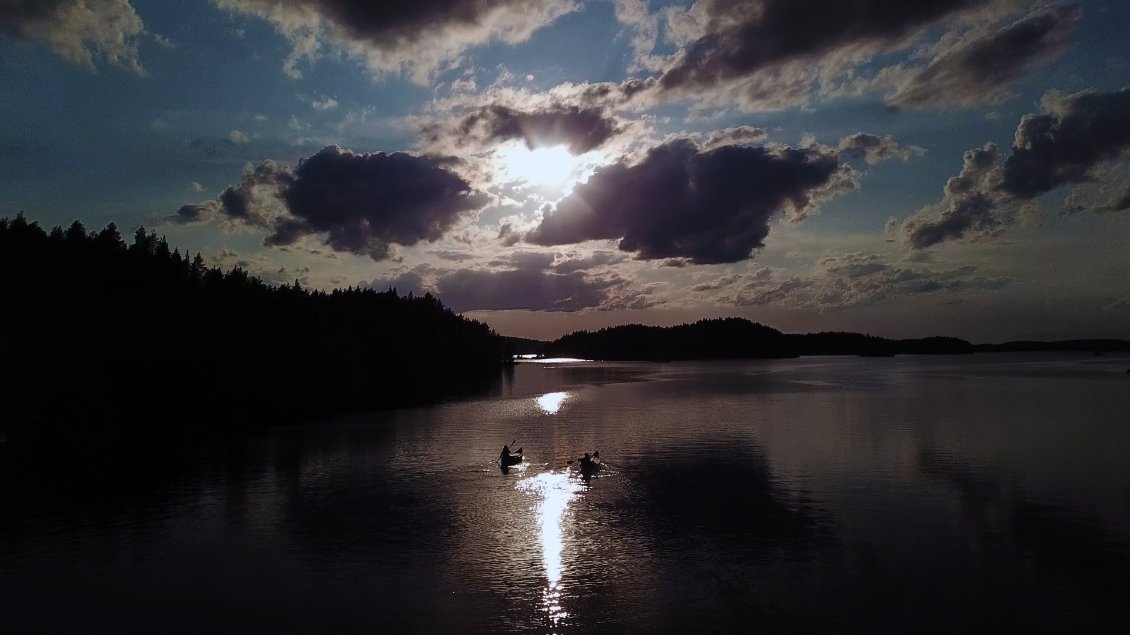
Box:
(442, 104), (620, 154)
(253, 0), (547, 43)
(271, 146), (487, 259)
(905, 89), (1130, 248)
(215, 0), (575, 81)
(1001, 88), (1130, 199)
(0, 0), (145, 72)
(527, 138), (854, 264)
(658, 0), (990, 94)
(173, 146), (487, 260)
(886, 4), (1080, 110)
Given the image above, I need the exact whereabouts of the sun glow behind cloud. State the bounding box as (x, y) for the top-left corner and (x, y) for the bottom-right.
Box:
(496, 143), (595, 194)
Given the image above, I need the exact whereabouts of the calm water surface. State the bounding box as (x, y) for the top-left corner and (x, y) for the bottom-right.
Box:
(3, 354), (1130, 633)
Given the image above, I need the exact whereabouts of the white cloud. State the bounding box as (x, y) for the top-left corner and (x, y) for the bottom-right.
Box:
(311, 95), (339, 111)
(0, 0), (147, 74)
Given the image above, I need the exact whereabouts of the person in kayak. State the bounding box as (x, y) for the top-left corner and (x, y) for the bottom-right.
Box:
(500, 444), (522, 465)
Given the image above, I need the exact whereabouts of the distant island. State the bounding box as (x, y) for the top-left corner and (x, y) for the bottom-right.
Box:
(507, 321), (1130, 361)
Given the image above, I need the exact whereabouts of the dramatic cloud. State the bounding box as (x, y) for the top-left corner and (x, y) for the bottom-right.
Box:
(527, 138), (859, 264)
(612, 0), (663, 73)
(603, 0), (1076, 112)
(1064, 161), (1130, 214)
(693, 253), (1010, 309)
(435, 255), (617, 312)
(904, 88), (1130, 248)
(1002, 88), (1130, 198)
(655, 0), (995, 103)
(171, 159), (292, 228)
(903, 143), (1008, 249)
(213, 0), (577, 83)
(886, 4), (1080, 110)
(552, 250), (630, 274)
(172, 199), (224, 225)
(0, 0), (146, 73)
(430, 104), (621, 154)
(173, 146), (488, 260)
(812, 253), (1010, 306)
(701, 126), (767, 149)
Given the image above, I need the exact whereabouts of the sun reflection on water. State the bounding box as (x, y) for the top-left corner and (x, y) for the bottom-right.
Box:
(536, 391), (568, 414)
(516, 471), (581, 628)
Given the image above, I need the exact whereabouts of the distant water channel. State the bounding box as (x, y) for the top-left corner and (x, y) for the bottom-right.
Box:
(3, 354), (1130, 633)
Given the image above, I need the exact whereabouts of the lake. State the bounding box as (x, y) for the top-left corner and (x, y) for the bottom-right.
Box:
(3, 354), (1129, 633)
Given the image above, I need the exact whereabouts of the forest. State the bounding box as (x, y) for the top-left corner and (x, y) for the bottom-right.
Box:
(0, 214), (509, 444)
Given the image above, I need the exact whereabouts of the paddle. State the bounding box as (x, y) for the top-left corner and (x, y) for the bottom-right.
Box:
(565, 450), (599, 465)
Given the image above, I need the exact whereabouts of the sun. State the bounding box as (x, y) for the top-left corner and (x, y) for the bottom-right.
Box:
(497, 143), (590, 190)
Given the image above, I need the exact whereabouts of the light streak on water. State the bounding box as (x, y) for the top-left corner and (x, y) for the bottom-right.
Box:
(516, 471), (581, 628)
(536, 391), (568, 414)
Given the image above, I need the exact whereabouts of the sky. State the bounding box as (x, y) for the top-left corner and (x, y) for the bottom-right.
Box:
(2, 0), (1129, 342)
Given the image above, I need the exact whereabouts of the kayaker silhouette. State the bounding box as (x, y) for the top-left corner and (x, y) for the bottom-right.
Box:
(499, 444), (522, 468)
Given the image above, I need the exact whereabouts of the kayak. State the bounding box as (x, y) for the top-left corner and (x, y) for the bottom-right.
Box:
(578, 452), (601, 475)
(500, 449), (523, 467)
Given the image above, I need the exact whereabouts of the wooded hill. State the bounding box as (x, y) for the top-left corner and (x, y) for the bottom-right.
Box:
(0, 214), (508, 437)
(540, 319), (975, 361)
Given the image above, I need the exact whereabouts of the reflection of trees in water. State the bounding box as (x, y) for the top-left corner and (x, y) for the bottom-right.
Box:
(622, 442), (829, 552)
(609, 439), (834, 630)
(917, 447), (1130, 629)
(0, 423), (472, 633)
(551, 365), (657, 387)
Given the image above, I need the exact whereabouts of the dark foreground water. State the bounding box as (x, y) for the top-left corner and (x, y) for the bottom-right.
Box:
(3, 354), (1129, 634)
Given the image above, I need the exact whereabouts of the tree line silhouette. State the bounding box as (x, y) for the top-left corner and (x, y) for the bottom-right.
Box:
(541, 318), (976, 361)
(0, 213), (508, 444)
(4, 213), (1122, 448)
